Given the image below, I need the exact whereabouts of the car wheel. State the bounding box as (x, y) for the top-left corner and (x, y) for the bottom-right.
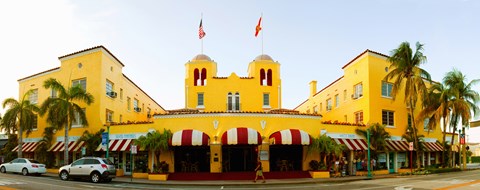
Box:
(0, 166), (6, 173)
(59, 170), (69, 181)
(90, 172), (101, 183)
(22, 168), (29, 176)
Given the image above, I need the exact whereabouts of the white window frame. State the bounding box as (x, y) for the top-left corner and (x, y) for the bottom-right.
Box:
(32, 114), (38, 131)
(197, 93), (205, 108)
(106, 109), (114, 123)
(382, 110), (395, 128)
(353, 83), (363, 99)
(355, 111), (363, 124)
(29, 89), (38, 104)
(381, 81), (393, 98)
(106, 80), (114, 95)
(326, 99), (332, 111)
(50, 89), (57, 98)
(72, 108), (86, 128)
(335, 94), (340, 107)
(263, 93), (270, 108)
(72, 78), (86, 90)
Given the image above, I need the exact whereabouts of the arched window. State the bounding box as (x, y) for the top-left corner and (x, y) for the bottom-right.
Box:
(260, 69), (266, 86)
(267, 69), (272, 86)
(234, 92), (240, 111)
(201, 68), (207, 86)
(194, 69), (199, 86)
(227, 92), (233, 111)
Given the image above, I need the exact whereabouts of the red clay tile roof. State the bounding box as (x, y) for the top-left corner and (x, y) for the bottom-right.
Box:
(212, 76), (254, 79)
(58, 45), (125, 67)
(17, 67), (60, 82)
(341, 49), (389, 69)
(154, 110), (321, 117)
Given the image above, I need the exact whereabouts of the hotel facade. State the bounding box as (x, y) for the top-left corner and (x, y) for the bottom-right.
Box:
(13, 46), (446, 177)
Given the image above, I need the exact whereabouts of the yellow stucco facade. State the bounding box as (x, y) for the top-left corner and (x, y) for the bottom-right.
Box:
(15, 47), (448, 177)
(295, 50), (444, 142)
(18, 46), (164, 146)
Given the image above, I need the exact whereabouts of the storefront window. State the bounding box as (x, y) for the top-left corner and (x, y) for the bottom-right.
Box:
(377, 153), (387, 170)
(134, 151), (149, 173)
(397, 152), (407, 168)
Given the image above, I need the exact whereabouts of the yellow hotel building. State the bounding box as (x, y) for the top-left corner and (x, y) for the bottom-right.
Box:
(15, 47), (445, 177)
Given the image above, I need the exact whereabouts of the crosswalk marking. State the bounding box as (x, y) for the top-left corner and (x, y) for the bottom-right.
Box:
(0, 179), (26, 186)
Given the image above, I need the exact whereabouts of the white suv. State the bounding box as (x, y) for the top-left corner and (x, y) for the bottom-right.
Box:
(59, 157), (116, 183)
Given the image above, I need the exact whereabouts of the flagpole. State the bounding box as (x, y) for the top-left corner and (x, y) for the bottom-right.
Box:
(261, 13), (264, 55)
(201, 13), (204, 54)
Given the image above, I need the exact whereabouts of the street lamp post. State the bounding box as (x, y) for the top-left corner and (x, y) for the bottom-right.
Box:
(367, 129), (372, 179)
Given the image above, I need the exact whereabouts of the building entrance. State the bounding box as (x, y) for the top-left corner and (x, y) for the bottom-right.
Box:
(222, 146), (257, 172)
(269, 145), (302, 171)
(174, 146), (210, 172)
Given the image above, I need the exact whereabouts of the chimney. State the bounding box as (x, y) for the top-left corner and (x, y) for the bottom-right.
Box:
(309, 80), (317, 98)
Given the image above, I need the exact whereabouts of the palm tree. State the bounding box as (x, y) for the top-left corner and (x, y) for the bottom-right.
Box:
(417, 82), (452, 166)
(443, 69), (480, 166)
(355, 123), (391, 153)
(39, 78), (94, 165)
(384, 41), (431, 168)
(401, 125), (425, 168)
(77, 129), (105, 156)
(135, 129), (173, 172)
(308, 134), (334, 167)
(2, 90), (40, 158)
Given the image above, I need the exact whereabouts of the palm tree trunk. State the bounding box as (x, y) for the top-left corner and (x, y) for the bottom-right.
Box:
(17, 112), (23, 158)
(449, 116), (458, 167)
(409, 98), (421, 169)
(64, 122), (69, 165)
(442, 115), (447, 167)
(450, 126), (457, 167)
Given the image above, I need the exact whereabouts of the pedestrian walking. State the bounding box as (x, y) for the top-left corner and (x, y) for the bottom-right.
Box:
(254, 160), (265, 183)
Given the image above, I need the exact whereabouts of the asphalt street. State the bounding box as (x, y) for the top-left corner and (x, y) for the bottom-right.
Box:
(0, 169), (479, 190)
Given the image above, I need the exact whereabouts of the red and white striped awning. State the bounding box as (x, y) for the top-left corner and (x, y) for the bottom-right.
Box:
(423, 142), (443, 152)
(48, 141), (85, 152)
(221, 128), (262, 145)
(333, 138), (368, 150)
(171, 129), (209, 146)
(269, 129), (311, 145)
(96, 139), (134, 152)
(12, 142), (40, 152)
(386, 140), (411, 151)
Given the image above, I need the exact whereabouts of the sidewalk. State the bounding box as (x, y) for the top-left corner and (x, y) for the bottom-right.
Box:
(44, 172), (399, 186)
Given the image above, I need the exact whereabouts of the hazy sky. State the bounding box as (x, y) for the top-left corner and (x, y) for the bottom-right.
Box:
(1, 0), (480, 142)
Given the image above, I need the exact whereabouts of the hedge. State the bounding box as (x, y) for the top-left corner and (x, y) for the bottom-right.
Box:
(471, 156), (480, 163)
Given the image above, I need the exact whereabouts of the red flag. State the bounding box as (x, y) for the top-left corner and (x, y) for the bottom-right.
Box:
(255, 17), (262, 37)
(199, 19), (206, 39)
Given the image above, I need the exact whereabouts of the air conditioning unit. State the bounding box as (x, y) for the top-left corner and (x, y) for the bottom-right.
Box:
(107, 91), (117, 98)
(134, 107), (142, 112)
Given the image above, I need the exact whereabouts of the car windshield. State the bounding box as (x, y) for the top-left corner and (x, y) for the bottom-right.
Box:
(28, 159), (40, 164)
(102, 158), (114, 165)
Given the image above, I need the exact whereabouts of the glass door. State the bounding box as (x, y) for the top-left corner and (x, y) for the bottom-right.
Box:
(388, 152), (395, 173)
(125, 153), (132, 175)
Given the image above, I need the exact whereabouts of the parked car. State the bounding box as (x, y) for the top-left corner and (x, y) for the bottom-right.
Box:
(0, 158), (47, 176)
(58, 157), (116, 183)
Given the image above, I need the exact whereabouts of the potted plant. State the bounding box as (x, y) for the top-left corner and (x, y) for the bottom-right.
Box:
(135, 129), (172, 181)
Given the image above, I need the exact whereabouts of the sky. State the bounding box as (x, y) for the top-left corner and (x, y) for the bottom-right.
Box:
(1, 0), (480, 142)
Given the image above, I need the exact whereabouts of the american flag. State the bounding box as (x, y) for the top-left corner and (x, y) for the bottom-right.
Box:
(199, 19), (206, 39)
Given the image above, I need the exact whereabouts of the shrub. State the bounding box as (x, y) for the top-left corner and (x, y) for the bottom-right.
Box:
(471, 156), (480, 163)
